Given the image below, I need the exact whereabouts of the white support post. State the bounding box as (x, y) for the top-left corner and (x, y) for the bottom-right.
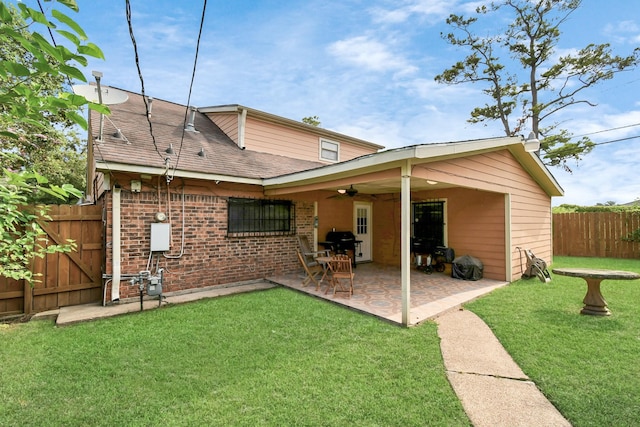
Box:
(401, 161), (412, 326)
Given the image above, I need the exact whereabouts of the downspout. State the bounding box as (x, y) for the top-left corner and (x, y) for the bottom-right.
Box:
(401, 160), (412, 326)
(111, 186), (122, 301)
(238, 107), (247, 149)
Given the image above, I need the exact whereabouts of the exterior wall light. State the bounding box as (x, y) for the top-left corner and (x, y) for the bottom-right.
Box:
(524, 131), (541, 152)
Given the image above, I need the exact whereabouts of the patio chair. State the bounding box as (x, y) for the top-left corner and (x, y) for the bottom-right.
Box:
(297, 235), (330, 265)
(326, 255), (354, 297)
(297, 250), (324, 288)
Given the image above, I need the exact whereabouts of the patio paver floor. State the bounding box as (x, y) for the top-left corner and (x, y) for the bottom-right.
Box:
(269, 262), (509, 325)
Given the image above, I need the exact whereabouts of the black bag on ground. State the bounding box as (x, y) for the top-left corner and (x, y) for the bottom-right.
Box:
(452, 255), (483, 281)
(434, 246), (455, 263)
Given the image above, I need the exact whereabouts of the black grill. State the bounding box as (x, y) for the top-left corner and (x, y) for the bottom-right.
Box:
(321, 231), (361, 267)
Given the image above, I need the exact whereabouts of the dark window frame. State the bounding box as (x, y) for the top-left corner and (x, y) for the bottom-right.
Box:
(412, 201), (445, 249)
(227, 197), (296, 237)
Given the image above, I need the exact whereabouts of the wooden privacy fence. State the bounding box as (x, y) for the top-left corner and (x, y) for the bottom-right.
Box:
(553, 212), (640, 258)
(0, 204), (103, 318)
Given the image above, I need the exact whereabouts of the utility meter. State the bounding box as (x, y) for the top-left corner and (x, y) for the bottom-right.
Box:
(154, 212), (167, 222)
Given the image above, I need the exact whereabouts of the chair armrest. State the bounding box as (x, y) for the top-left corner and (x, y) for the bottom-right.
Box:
(304, 250), (330, 257)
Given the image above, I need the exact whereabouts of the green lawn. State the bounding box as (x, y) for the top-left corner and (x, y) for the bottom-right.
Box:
(465, 256), (640, 427)
(3, 256), (639, 426)
(1, 288), (470, 427)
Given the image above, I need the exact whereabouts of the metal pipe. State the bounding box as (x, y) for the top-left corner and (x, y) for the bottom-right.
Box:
(111, 186), (122, 301)
(163, 185), (185, 259)
(93, 71), (105, 141)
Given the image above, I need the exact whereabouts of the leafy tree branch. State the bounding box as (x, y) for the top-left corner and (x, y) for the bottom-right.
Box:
(435, 0), (640, 170)
(0, 0), (103, 284)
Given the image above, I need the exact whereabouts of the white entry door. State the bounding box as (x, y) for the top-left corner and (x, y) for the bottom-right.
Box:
(354, 202), (372, 262)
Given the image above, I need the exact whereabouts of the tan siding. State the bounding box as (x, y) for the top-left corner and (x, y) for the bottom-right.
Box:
(410, 150), (552, 281)
(244, 117), (374, 162)
(339, 141), (374, 161)
(445, 188), (506, 280)
(207, 113), (239, 144)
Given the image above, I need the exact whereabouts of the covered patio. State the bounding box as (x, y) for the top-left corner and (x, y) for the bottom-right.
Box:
(269, 263), (508, 326)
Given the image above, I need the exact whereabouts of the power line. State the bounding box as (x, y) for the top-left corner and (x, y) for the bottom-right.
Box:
(125, 0), (165, 162)
(173, 0), (208, 175)
(593, 134), (640, 147)
(36, 0), (57, 47)
(571, 122), (640, 139)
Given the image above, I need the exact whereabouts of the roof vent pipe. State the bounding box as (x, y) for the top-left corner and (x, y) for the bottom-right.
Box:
(147, 97), (153, 118)
(185, 106), (197, 132)
(92, 70), (104, 142)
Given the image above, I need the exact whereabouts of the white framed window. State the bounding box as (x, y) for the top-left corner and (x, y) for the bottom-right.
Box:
(319, 138), (340, 162)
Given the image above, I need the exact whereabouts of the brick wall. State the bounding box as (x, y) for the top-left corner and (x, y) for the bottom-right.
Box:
(104, 188), (313, 300)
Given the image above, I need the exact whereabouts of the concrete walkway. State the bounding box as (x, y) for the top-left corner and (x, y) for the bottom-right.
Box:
(34, 282), (571, 426)
(41, 281), (277, 326)
(436, 309), (571, 427)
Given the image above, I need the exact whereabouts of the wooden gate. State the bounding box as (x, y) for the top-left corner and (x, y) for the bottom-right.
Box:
(0, 204), (104, 318)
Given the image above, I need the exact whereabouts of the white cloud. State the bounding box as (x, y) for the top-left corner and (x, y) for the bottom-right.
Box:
(554, 141), (640, 205)
(369, 0), (478, 24)
(604, 20), (640, 44)
(369, 6), (413, 24)
(327, 35), (418, 75)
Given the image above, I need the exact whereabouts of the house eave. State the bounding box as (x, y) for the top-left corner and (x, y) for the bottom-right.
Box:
(95, 161), (263, 185)
(506, 144), (564, 197)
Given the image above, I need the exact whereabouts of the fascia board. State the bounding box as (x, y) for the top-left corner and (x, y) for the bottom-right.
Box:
(264, 147), (418, 186)
(95, 161), (262, 185)
(198, 105), (241, 114)
(413, 137), (522, 159)
(507, 146), (564, 197)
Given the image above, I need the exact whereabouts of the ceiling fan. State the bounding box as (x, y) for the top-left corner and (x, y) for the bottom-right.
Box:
(339, 185), (358, 197)
(327, 184), (359, 199)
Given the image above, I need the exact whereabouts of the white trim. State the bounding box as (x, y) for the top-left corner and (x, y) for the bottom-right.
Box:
(353, 201), (373, 262)
(238, 108), (247, 149)
(505, 193), (512, 282)
(111, 187), (121, 301)
(401, 160), (412, 326)
(95, 161), (263, 185)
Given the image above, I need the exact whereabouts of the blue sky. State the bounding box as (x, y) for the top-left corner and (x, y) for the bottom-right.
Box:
(39, 1), (640, 205)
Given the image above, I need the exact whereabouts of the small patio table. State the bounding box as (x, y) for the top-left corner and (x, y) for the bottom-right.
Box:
(552, 268), (640, 316)
(315, 256), (333, 290)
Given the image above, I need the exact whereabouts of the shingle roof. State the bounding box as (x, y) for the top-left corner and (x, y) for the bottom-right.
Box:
(91, 89), (325, 179)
